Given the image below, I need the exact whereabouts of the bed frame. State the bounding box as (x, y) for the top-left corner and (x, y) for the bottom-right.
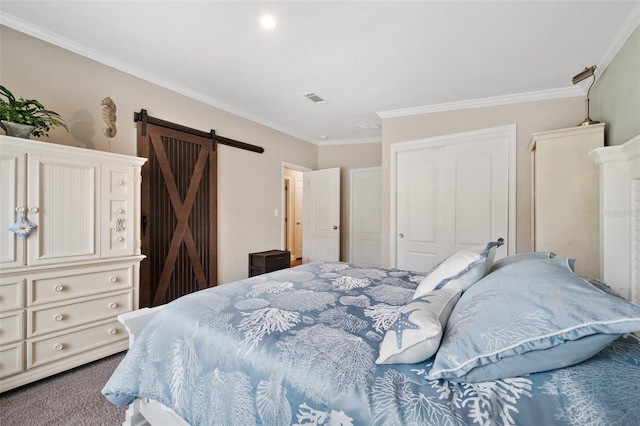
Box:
(116, 135), (640, 426)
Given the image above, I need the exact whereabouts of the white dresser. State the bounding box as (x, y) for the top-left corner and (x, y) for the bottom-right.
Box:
(528, 124), (604, 279)
(0, 136), (146, 392)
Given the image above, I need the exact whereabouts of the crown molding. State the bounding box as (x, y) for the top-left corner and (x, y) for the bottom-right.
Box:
(317, 137), (381, 147)
(377, 86), (584, 119)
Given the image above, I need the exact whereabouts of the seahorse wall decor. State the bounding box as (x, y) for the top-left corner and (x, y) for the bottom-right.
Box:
(101, 97), (117, 138)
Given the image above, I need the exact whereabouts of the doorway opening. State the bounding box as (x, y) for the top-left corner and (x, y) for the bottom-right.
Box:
(282, 163), (310, 264)
(283, 165), (305, 263)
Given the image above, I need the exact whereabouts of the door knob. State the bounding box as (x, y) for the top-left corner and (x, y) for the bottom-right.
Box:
(333, 226), (338, 230)
(399, 233), (404, 238)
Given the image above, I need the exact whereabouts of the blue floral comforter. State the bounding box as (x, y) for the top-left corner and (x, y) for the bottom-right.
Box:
(103, 262), (640, 425)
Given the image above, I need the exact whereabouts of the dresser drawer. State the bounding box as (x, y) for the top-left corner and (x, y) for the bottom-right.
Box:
(29, 266), (134, 306)
(0, 310), (24, 345)
(28, 290), (133, 337)
(27, 319), (126, 369)
(0, 342), (23, 379)
(0, 278), (24, 311)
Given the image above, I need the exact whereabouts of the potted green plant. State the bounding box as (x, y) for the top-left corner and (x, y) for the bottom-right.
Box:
(0, 85), (69, 139)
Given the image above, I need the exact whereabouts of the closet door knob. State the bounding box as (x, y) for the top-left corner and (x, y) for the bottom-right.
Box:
(15, 206), (25, 213)
(29, 207), (39, 213)
(117, 180), (125, 185)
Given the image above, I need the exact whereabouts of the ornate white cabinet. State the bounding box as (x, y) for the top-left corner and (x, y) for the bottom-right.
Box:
(0, 136), (146, 392)
(528, 124), (604, 279)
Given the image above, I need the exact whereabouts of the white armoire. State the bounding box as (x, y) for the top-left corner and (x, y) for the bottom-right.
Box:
(528, 123), (604, 279)
(0, 135), (146, 392)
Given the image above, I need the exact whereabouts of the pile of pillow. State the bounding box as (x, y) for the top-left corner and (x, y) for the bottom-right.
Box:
(377, 240), (640, 383)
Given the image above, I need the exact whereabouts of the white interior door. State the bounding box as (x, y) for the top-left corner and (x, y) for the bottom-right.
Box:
(393, 125), (515, 272)
(303, 167), (340, 263)
(294, 177), (303, 258)
(351, 167), (382, 265)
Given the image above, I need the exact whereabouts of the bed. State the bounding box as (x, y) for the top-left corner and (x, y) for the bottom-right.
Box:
(102, 136), (640, 426)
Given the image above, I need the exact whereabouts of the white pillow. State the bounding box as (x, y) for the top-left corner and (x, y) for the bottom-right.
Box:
(376, 286), (462, 364)
(414, 239), (503, 298)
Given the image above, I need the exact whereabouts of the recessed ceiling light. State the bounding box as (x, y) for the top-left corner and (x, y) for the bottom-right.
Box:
(260, 15), (277, 30)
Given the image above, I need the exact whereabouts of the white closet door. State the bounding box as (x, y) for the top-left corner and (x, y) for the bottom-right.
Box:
(396, 147), (445, 272)
(302, 167), (340, 262)
(351, 167), (382, 266)
(394, 126), (514, 272)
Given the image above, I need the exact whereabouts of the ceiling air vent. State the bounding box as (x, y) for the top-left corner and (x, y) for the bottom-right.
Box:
(303, 92), (327, 105)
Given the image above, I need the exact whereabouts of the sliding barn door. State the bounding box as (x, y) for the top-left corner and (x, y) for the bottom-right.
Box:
(137, 122), (217, 307)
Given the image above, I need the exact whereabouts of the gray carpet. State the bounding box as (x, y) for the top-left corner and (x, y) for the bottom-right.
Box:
(0, 352), (128, 426)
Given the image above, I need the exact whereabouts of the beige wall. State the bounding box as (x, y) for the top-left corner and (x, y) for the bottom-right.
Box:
(0, 26), (318, 284)
(381, 97), (586, 265)
(318, 142), (382, 261)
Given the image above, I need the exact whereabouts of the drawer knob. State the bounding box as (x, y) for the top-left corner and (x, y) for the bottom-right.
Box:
(53, 314), (64, 321)
(108, 328), (117, 335)
(109, 302), (118, 309)
(109, 276), (118, 283)
(30, 207), (39, 213)
(117, 180), (125, 185)
(54, 343), (64, 351)
(54, 284), (64, 292)
(116, 237), (124, 242)
(116, 208), (124, 214)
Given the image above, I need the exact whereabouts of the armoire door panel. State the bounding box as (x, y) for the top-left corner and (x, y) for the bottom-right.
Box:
(27, 155), (99, 265)
(0, 150), (25, 268)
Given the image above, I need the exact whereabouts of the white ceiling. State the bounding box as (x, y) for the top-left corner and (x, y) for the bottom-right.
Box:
(1, 1), (639, 145)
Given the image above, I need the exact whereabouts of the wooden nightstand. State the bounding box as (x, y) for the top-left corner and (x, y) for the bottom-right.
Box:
(248, 250), (291, 277)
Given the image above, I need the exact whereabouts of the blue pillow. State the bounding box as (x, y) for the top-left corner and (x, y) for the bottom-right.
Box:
(489, 251), (556, 272)
(427, 258), (640, 382)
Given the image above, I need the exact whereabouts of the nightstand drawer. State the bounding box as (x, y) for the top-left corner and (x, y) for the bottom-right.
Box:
(28, 290), (133, 337)
(27, 319), (127, 369)
(29, 266), (134, 306)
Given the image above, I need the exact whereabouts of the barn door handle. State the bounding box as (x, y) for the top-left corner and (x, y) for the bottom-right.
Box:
(141, 211), (148, 236)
